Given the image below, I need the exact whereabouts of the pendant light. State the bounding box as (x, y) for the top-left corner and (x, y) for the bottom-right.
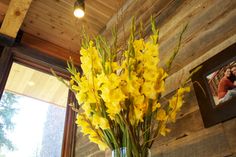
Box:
(74, 0), (85, 18)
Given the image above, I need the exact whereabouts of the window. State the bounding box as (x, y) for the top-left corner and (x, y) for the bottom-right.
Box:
(0, 47), (77, 157)
(0, 63), (67, 157)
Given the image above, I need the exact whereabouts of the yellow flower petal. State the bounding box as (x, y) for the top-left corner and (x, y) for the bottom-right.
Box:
(156, 109), (167, 121)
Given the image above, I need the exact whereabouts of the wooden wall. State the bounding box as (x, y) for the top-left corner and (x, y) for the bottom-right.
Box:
(74, 0), (236, 156)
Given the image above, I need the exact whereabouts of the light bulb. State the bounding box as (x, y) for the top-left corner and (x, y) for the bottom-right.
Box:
(74, 8), (85, 18)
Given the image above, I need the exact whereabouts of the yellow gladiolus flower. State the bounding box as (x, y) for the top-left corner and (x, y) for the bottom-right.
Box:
(169, 112), (177, 122)
(133, 95), (144, 105)
(155, 80), (165, 93)
(134, 105), (144, 122)
(69, 79), (74, 86)
(143, 69), (158, 82)
(62, 18), (189, 153)
(81, 102), (92, 116)
(72, 85), (80, 91)
(74, 72), (81, 82)
(89, 136), (108, 151)
(156, 109), (167, 121)
(76, 114), (97, 137)
(178, 86), (190, 96)
(81, 126), (97, 136)
(144, 42), (159, 57)
(142, 81), (156, 99)
(168, 86), (190, 122)
(152, 102), (161, 112)
(106, 102), (122, 119)
(92, 114), (110, 130)
(76, 114), (88, 127)
(159, 123), (171, 136)
(133, 39), (145, 53)
(76, 92), (87, 104)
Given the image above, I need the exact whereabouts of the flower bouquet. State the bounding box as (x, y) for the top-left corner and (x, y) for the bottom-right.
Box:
(58, 18), (189, 157)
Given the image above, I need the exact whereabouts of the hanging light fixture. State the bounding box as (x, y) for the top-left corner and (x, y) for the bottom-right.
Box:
(74, 0), (85, 18)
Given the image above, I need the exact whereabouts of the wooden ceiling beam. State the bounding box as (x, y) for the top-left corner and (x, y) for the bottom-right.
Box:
(0, 0), (32, 38)
(0, 0), (9, 26)
(20, 33), (80, 65)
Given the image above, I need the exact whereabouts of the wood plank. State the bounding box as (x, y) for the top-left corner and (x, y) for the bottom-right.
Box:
(0, 0), (32, 38)
(152, 124), (232, 157)
(161, 85), (199, 120)
(23, 9), (99, 36)
(27, 0), (103, 30)
(96, 0), (125, 11)
(75, 136), (100, 157)
(21, 26), (82, 53)
(102, 0), (236, 76)
(0, 0), (9, 21)
(20, 33), (80, 65)
(159, 0), (236, 74)
(223, 118), (236, 153)
(164, 33), (236, 96)
(152, 110), (204, 148)
(101, 0), (175, 42)
(31, 0), (106, 28)
(86, 0), (115, 19)
(89, 150), (105, 157)
(22, 17), (81, 44)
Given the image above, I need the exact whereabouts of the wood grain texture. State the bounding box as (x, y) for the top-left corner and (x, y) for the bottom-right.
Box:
(102, 0), (236, 78)
(222, 118), (236, 153)
(0, 0), (9, 22)
(0, 0), (126, 53)
(0, 0), (32, 38)
(75, 0), (236, 156)
(152, 123), (232, 157)
(21, 33), (81, 65)
(164, 34), (236, 96)
(20, 0), (126, 53)
(5, 63), (69, 108)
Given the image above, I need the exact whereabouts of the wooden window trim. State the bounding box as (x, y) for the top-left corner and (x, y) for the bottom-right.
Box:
(0, 45), (77, 157)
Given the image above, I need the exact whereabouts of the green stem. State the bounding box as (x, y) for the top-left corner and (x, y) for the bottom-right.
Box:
(118, 115), (139, 157)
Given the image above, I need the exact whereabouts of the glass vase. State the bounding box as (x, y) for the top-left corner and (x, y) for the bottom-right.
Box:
(111, 147), (151, 157)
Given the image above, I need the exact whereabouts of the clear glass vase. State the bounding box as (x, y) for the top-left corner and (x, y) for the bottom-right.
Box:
(111, 147), (151, 157)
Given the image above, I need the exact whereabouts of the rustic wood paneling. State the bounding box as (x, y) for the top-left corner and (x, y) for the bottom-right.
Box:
(0, 0), (9, 22)
(21, 0), (126, 53)
(74, 0), (236, 157)
(21, 33), (81, 65)
(102, 0), (236, 78)
(150, 89), (235, 156)
(152, 123), (233, 157)
(222, 118), (236, 153)
(0, 0), (127, 53)
(164, 34), (236, 95)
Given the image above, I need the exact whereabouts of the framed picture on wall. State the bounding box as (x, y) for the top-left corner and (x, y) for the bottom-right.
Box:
(191, 43), (236, 128)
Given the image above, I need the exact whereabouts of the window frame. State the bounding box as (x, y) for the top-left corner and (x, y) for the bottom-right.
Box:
(0, 45), (77, 157)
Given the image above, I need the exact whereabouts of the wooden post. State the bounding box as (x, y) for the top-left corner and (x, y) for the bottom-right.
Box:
(0, 0), (32, 38)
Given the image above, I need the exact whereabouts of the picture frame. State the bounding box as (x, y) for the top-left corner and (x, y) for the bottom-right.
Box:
(191, 43), (236, 128)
